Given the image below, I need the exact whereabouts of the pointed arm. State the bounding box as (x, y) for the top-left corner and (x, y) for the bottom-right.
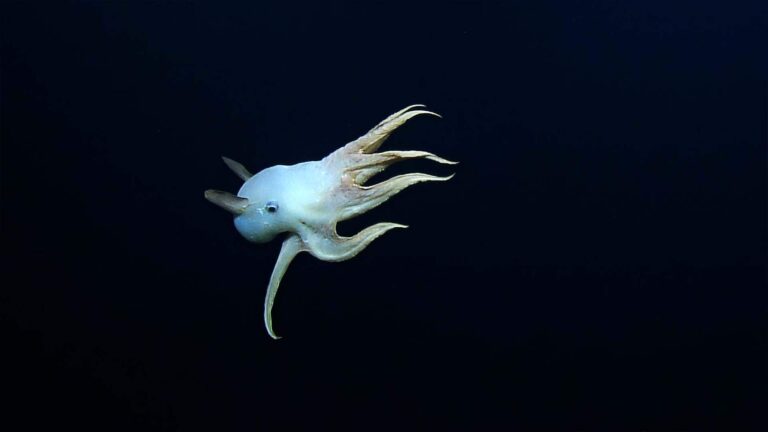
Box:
(264, 234), (305, 339)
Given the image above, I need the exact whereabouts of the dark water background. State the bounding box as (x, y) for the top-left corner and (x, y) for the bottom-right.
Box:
(2, 1), (765, 430)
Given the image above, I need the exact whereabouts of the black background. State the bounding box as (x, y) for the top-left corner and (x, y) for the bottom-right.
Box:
(2, 1), (765, 430)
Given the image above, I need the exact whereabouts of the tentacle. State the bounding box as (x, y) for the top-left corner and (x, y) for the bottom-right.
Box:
(222, 156), (252, 181)
(264, 234), (305, 339)
(338, 173), (454, 222)
(371, 104), (426, 130)
(303, 222), (407, 262)
(346, 150), (458, 186)
(339, 105), (441, 155)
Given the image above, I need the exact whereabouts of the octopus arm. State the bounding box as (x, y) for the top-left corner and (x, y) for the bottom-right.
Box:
(264, 234), (305, 339)
(339, 104), (442, 155)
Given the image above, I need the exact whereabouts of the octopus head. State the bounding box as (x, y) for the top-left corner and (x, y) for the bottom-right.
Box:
(232, 166), (294, 243)
(232, 199), (283, 243)
(206, 165), (300, 243)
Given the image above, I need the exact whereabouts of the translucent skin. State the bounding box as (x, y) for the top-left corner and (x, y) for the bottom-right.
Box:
(205, 105), (456, 339)
(234, 162), (329, 244)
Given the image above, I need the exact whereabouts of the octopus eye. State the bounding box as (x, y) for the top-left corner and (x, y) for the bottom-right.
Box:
(265, 201), (279, 213)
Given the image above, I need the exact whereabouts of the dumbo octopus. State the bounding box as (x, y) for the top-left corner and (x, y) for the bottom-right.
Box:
(205, 105), (456, 339)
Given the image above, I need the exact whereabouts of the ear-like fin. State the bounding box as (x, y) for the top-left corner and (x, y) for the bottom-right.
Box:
(264, 234), (305, 339)
(204, 190), (249, 214)
(222, 156), (253, 181)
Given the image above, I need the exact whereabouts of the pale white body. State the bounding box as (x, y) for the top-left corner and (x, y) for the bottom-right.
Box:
(205, 105), (456, 339)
